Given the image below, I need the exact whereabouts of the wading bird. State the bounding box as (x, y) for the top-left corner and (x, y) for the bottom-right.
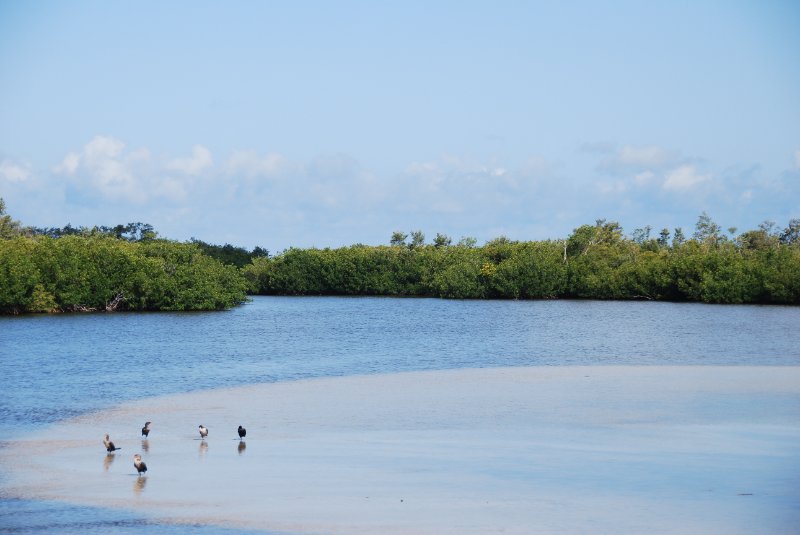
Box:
(141, 421), (151, 437)
(103, 434), (120, 452)
(133, 454), (147, 475)
(238, 425), (246, 440)
(198, 425), (209, 439)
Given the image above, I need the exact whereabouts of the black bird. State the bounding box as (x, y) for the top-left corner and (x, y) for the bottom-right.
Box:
(141, 421), (151, 438)
(198, 425), (209, 439)
(237, 425), (246, 440)
(103, 433), (120, 452)
(133, 454), (147, 475)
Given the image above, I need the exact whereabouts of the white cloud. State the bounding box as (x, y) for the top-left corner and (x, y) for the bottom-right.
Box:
(128, 147), (152, 164)
(54, 136), (152, 203)
(84, 135), (125, 161)
(166, 145), (213, 175)
(406, 161), (440, 176)
(0, 159), (31, 182)
(302, 154), (383, 209)
(399, 155), (550, 218)
(54, 152), (80, 175)
(407, 156), (513, 189)
(599, 144), (676, 173)
(308, 153), (359, 178)
(54, 138), (216, 207)
(153, 176), (189, 202)
(404, 161), (448, 196)
(662, 165), (711, 191)
(634, 170), (655, 185)
(83, 137), (139, 200)
(34, 137), (790, 251)
(227, 150), (289, 179)
(617, 145), (672, 167)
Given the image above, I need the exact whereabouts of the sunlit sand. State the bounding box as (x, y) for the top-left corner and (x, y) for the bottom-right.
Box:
(3, 366), (799, 534)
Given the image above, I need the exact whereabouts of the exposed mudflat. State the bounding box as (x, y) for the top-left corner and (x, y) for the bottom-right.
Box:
(3, 366), (799, 534)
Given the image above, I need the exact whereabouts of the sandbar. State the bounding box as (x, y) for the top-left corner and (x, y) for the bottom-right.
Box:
(2, 366), (799, 534)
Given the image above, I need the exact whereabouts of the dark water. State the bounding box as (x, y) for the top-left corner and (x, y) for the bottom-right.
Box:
(1, 296), (799, 532)
(0, 498), (270, 534)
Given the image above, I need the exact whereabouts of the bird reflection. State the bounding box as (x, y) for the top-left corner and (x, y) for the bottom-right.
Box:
(199, 440), (208, 458)
(133, 476), (147, 494)
(238, 441), (246, 455)
(141, 439), (150, 453)
(103, 453), (115, 472)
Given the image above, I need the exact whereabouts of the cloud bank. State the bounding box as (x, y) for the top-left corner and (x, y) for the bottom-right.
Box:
(0, 159), (31, 183)
(1, 136), (797, 250)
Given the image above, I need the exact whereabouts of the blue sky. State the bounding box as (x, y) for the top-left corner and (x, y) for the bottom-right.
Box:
(1, 1), (798, 250)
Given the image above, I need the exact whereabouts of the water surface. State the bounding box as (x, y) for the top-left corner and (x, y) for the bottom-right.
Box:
(1, 297), (799, 533)
(2, 296), (799, 438)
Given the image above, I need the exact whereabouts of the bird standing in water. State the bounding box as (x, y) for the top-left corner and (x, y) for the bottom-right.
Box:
(103, 434), (120, 452)
(198, 425), (209, 439)
(238, 425), (246, 440)
(141, 421), (151, 438)
(133, 454), (147, 475)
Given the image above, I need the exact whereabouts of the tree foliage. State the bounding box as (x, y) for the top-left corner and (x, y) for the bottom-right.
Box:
(0, 198), (26, 239)
(0, 235), (247, 314)
(190, 238), (268, 268)
(0, 198), (251, 314)
(0, 230), (247, 315)
(242, 216), (800, 305)
(2, 197), (799, 313)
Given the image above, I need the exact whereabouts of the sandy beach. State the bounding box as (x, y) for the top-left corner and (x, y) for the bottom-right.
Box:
(3, 366), (799, 534)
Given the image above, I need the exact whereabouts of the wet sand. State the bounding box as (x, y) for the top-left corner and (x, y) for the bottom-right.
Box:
(2, 366), (799, 534)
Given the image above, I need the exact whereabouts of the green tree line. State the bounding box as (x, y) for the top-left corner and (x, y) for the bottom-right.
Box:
(1, 199), (247, 313)
(243, 217), (800, 305)
(2, 197), (799, 313)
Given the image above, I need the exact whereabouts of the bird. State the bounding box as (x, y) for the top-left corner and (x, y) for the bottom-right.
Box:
(237, 425), (246, 440)
(141, 421), (151, 438)
(103, 433), (120, 452)
(198, 425), (209, 439)
(133, 453), (147, 475)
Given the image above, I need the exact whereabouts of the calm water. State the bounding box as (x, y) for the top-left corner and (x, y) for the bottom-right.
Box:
(1, 296), (799, 532)
(2, 296), (800, 438)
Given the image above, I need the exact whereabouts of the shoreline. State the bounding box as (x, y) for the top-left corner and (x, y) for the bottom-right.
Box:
(3, 366), (800, 534)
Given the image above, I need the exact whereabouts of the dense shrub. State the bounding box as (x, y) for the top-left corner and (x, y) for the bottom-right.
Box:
(0, 236), (247, 314)
(243, 232), (800, 305)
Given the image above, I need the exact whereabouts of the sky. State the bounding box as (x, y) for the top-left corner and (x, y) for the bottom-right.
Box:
(1, 1), (799, 251)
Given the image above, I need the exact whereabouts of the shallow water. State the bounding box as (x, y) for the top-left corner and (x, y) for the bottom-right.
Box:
(2, 296), (798, 439)
(1, 296), (799, 532)
(0, 498), (273, 534)
(5, 367), (800, 534)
